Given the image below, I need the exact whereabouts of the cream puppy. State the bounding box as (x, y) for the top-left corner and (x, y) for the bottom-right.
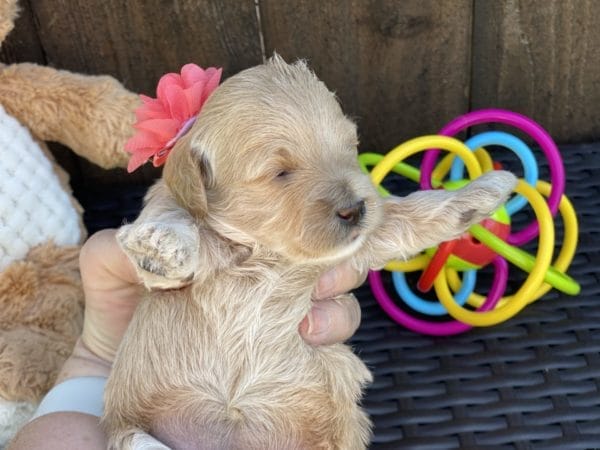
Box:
(104, 56), (516, 450)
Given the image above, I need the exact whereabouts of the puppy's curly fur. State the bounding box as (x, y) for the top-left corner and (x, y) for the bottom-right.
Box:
(104, 56), (516, 450)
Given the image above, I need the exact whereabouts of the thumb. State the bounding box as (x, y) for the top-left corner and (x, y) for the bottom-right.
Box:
(299, 295), (361, 346)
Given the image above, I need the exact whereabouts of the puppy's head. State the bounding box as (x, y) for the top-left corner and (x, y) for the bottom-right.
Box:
(164, 55), (380, 263)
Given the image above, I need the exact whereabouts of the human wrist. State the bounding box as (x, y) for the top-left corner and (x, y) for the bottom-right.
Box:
(55, 338), (112, 385)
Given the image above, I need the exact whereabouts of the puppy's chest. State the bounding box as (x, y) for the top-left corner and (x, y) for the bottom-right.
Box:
(158, 266), (311, 342)
(136, 266), (355, 416)
(195, 267), (314, 332)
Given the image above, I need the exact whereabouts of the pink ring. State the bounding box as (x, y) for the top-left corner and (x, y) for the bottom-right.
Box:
(419, 109), (564, 246)
(369, 256), (508, 336)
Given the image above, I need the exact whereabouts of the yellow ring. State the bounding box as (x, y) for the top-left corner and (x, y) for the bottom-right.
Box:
(474, 148), (494, 173)
(434, 180), (554, 326)
(384, 253), (430, 272)
(370, 135), (483, 185)
(431, 152), (456, 184)
(449, 179), (579, 307)
(372, 135), (483, 272)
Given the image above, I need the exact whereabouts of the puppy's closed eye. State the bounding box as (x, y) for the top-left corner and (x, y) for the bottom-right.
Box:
(271, 148), (297, 181)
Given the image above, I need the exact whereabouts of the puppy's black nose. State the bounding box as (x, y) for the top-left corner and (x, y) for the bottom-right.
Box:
(336, 200), (365, 226)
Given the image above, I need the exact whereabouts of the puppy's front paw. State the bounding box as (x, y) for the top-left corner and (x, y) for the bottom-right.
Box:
(458, 170), (518, 226)
(117, 222), (200, 290)
(130, 432), (171, 449)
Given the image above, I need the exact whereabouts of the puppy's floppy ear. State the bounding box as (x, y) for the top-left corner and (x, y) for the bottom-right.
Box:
(162, 137), (212, 218)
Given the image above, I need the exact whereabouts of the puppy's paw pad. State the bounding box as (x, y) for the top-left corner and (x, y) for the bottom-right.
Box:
(117, 222), (199, 288)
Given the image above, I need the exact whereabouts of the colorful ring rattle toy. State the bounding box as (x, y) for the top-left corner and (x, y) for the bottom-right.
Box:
(358, 109), (580, 336)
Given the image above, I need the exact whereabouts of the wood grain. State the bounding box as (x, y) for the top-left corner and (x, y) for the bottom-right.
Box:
(27, 0), (263, 93)
(472, 0), (600, 143)
(2, 0), (264, 187)
(259, 0), (473, 152)
(4, 0), (600, 188)
(0, 0), (45, 64)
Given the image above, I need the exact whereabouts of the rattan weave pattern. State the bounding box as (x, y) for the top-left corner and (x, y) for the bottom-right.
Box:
(78, 144), (600, 450)
(351, 143), (600, 449)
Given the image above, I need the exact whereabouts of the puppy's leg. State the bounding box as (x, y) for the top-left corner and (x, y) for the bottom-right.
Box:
(130, 431), (171, 450)
(116, 181), (201, 290)
(117, 221), (199, 290)
(326, 389), (371, 450)
(355, 170), (517, 270)
(108, 427), (170, 450)
(334, 406), (371, 450)
(314, 331), (373, 450)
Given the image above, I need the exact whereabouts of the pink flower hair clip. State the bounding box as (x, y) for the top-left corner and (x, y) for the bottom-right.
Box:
(125, 64), (222, 172)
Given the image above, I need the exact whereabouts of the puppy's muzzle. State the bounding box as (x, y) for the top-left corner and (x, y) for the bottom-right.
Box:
(336, 199), (366, 226)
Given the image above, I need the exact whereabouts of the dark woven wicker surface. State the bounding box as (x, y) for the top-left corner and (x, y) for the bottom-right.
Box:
(351, 143), (600, 450)
(78, 143), (600, 449)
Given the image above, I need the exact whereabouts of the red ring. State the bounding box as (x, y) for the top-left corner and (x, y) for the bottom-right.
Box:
(417, 240), (458, 293)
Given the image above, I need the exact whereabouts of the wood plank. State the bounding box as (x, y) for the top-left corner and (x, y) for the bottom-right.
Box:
(259, 0), (473, 153)
(20, 0), (264, 187)
(472, 0), (600, 143)
(0, 0), (46, 64)
(29, 0), (263, 93)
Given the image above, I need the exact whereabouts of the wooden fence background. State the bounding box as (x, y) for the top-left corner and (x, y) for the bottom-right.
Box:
(2, 0), (600, 187)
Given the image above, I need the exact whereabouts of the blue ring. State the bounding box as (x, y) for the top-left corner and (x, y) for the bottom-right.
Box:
(450, 131), (539, 215)
(392, 269), (477, 316)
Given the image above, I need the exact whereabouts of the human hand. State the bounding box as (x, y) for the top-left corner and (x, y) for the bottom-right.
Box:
(55, 229), (142, 383)
(58, 229), (366, 382)
(79, 229), (143, 362)
(300, 261), (367, 345)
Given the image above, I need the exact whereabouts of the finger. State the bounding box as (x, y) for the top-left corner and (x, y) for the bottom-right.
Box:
(79, 229), (143, 362)
(299, 295), (361, 346)
(80, 229), (140, 289)
(313, 260), (368, 300)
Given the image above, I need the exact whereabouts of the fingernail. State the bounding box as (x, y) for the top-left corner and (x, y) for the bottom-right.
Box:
(315, 268), (336, 299)
(307, 306), (331, 336)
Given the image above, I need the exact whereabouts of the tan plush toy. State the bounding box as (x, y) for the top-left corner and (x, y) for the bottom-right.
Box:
(0, 0), (140, 445)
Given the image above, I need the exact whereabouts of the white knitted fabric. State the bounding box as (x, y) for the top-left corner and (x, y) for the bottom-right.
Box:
(0, 104), (81, 271)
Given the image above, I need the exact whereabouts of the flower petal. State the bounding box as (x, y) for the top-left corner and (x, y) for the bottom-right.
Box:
(163, 84), (190, 122)
(124, 130), (162, 153)
(157, 73), (184, 107)
(127, 147), (157, 172)
(134, 119), (179, 142)
(139, 95), (165, 112)
(135, 94), (169, 120)
(140, 94), (160, 106)
(126, 64), (223, 172)
(201, 68), (223, 104)
(184, 82), (204, 116)
(181, 64), (207, 87)
(152, 148), (171, 167)
(136, 107), (170, 121)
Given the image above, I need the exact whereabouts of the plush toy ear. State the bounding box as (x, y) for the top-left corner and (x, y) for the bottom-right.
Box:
(162, 137), (212, 219)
